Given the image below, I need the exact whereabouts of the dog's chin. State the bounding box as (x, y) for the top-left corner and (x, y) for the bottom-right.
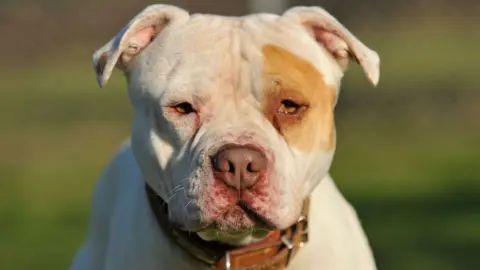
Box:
(181, 205), (276, 246)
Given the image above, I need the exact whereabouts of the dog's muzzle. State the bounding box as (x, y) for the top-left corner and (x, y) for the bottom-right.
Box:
(145, 184), (310, 269)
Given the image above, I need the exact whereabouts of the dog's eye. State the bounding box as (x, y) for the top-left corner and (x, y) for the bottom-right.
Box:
(173, 102), (195, 114)
(278, 99), (301, 115)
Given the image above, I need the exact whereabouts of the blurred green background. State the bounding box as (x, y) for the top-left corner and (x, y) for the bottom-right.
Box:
(0, 0), (479, 269)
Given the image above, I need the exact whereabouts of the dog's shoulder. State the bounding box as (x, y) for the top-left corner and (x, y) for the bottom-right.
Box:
(288, 175), (377, 270)
(70, 140), (144, 270)
(92, 140), (142, 210)
(103, 140), (139, 181)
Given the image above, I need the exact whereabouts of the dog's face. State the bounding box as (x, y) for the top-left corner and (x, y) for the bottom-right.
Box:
(93, 5), (379, 245)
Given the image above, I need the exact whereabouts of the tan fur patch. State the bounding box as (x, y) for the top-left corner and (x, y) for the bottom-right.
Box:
(261, 44), (336, 152)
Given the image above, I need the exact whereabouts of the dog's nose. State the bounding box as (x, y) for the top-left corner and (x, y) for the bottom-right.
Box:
(212, 145), (267, 190)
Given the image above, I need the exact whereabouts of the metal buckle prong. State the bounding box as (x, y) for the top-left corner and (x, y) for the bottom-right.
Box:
(281, 235), (294, 265)
(224, 251), (231, 270)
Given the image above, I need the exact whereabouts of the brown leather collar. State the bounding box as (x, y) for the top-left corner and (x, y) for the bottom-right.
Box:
(145, 184), (310, 270)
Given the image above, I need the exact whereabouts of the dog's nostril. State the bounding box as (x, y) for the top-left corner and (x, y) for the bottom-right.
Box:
(228, 161), (235, 173)
(213, 156), (237, 174)
(212, 156), (231, 172)
(246, 161), (263, 173)
(246, 163), (253, 173)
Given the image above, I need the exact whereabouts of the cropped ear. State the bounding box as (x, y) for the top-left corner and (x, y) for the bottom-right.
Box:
(92, 5), (189, 87)
(282, 6), (380, 86)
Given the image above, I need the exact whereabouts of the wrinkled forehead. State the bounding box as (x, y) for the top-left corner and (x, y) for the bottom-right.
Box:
(137, 14), (341, 99)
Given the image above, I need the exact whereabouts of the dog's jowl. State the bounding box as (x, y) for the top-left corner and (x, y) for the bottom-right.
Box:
(70, 4), (380, 270)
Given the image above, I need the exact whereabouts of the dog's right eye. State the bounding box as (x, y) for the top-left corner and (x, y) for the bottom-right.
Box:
(172, 102), (195, 114)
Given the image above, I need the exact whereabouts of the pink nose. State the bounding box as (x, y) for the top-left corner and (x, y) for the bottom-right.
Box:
(212, 144), (267, 190)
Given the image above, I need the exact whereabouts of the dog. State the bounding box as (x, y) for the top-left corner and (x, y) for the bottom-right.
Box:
(70, 4), (380, 270)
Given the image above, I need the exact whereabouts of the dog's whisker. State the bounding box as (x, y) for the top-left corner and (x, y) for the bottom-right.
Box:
(167, 177), (191, 203)
(166, 188), (184, 203)
(170, 183), (185, 194)
(171, 186), (184, 195)
(184, 199), (193, 211)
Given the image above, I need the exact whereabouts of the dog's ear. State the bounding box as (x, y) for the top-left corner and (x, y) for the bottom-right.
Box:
(92, 5), (189, 87)
(282, 6), (380, 86)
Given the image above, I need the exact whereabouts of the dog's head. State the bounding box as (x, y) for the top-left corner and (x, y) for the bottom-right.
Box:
(93, 5), (379, 245)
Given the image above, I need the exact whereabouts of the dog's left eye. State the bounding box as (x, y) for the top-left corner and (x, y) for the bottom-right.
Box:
(278, 99), (302, 115)
(173, 102), (195, 114)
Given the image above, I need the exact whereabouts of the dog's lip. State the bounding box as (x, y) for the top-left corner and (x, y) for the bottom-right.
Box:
(174, 202), (275, 233)
(237, 200), (276, 230)
(174, 223), (207, 233)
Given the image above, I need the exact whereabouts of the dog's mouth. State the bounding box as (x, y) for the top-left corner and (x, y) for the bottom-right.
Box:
(178, 201), (276, 236)
(193, 202), (275, 244)
(236, 200), (276, 229)
(208, 201), (275, 232)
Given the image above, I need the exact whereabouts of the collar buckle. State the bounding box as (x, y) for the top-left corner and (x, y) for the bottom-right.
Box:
(297, 215), (309, 247)
(280, 215), (309, 267)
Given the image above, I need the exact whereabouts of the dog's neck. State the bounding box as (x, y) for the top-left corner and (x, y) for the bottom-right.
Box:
(145, 184), (310, 269)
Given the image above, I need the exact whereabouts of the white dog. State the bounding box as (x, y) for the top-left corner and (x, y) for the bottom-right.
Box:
(70, 4), (380, 270)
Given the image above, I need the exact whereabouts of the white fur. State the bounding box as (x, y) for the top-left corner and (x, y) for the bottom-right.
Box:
(71, 4), (379, 270)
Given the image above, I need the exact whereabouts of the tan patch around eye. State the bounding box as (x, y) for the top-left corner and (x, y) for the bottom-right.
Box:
(261, 44), (337, 152)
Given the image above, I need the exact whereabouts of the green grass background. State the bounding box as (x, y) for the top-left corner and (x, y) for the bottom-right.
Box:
(0, 5), (479, 270)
